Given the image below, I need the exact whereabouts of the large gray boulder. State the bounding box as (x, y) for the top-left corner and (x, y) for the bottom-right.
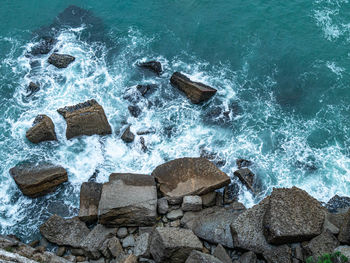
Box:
(9, 163), (67, 198)
(98, 173), (157, 227)
(48, 53), (75, 68)
(152, 157), (230, 204)
(150, 227), (203, 263)
(78, 182), (102, 223)
(57, 99), (112, 140)
(185, 250), (224, 263)
(263, 187), (325, 244)
(26, 115), (57, 143)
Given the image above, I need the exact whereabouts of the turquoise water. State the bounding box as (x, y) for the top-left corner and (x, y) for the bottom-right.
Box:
(0, 0), (350, 241)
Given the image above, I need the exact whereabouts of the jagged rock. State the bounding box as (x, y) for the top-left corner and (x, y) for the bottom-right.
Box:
(157, 198), (169, 215)
(213, 244), (231, 263)
(263, 187), (325, 244)
(263, 245), (292, 263)
(117, 228), (128, 239)
(136, 128), (156, 135)
(128, 105), (141, 118)
(236, 159), (252, 169)
(140, 137), (148, 152)
(9, 162), (67, 198)
(26, 115), (57, 144)
(138, 61), (162, 75)
(134, 233), (151, 257)
(185, 250), (224, 263)
(121, 126), (135, 143)
(101, 236), (123, 259)
(181, 206), (242, 248)
(326, 195), (350, 213)
(223, 183), (239, 204)
(233, 168), (256, 193)
(182, 196), (202, 212)
(40, 215), (90, 247)
(98, 173), (157, 227)
(338, 209), (350, 244)
(150, 227), (202, 263)
(199, 148), (226, 167)
(30, 37), (56, 55)
(323, 213), (340, 235)
(48, 53), (75, 68)
(137, 84), (157, 97)
(57, 99), (112, 139)
(170, 72), (217, 104)
(166, 209), (183, 220)
(152, 157), (230, 204)
(239, 251), (257, 263)
(78, 182), (102, 223)
(27, 82), (40, 96)
(201, 192), (217, 207)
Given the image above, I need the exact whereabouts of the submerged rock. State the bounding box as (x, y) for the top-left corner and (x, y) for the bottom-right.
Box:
(138, 61), (162, 75)
(9, 162), (67, 198)
(27, 82), (40, 96)
(30, 37), (56, 56)
(236, 158), (252, 169)
(57, 99), (112, 140)
(128, 105), (142, 118)
(170, 72), (217, 104)
(137, 84), (157, 97)
(121, 126), (135, 143)
(48, 53), (75, 68)
(26, 115), (57, 144)
(78, 182), (103, 224)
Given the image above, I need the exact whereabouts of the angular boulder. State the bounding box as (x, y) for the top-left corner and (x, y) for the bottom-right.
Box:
(78, 182), (103, 223)
(27, 82), (40, 96)
(213, 244), (232, 263)
(338, 209), (350, 244)
(40, 215), (90, 247)
(137, 84), (157, 97)
(170, 72), (217, 104)
(263, 187), (325, 244)
(263, 245), (292, 263)
(30, 37), (56, 56)
(182, 196), (202, 212)
(152, 157), (230, 204)
(57, 99), (112, 140)
(185, 250), (224, 263)
(9, 163), (67, 198)
(121, 126), (135, 143)
(98, 173), (157, 227)
(26, 115), (57, 144)
(48, 53), (75, 68)
(138, 61), (162, 75)
(233, 168), (255, 193)
(150, 227), (202, 263)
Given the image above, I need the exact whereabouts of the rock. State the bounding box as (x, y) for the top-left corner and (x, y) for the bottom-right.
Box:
(182, 206), (242, 248)
(56, 246), (66, 257)
(136, 128), (156, 135)
(231, 201), (246, 211)
(233, 168), (256, 193)
(122, 235), (135, 248)
(57, 99), (112, 139)
(323, 213), (340, 235)
(140, 137), (148, 152)
(30, 37), (56, 56)
(157, 198), (169, 215)
(40, 215), (90, 247)
(326, 195), (350, 213)
(223, 183), (239, 204)
(152, 157), (230, 204)
(137, 84), (157, 97)
(71, 248), (86, 256)
(199, 148), (226, 167)
(170, 220), (181, 228)
(9, 162), (68, 198)
(134, 233), (151, 257)
(263, 187), (325, 244)
(120, 254), (138, 263)
(182, 196), (202, 212)
(185, 250), (224, 263)
(78, 182), (102, 224)
(236, 159), (252, 169)
(26, 115), (57, 144)
(27, 82), (40, 96)
(98, 173), (157, 227)
(239, 251), (257, 263)
(170, 72), (217, 104)
(138, 61), (162, 75)
(128, 105), (141, 118)
(338, 209), (350, 244)
(167, 209), (183, 221)
(0, 248), (37, 263)
(104, 236), (123, 258)
(121, 126), (135, 143)
(263, 245), (292, 263)
(334, 246), (350, 259)
(117, 228), (128, 239)
(201, 192), (217, 207)
(48, 53), (75, 68)
(150, 227), (202, 263)
(213, 244), (232, 263)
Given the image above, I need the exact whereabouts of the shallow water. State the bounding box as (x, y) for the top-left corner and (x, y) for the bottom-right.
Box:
(0, 0), (350, 241)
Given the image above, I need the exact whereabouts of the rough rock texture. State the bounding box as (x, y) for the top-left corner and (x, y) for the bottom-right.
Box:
(167, 209), (183, 221)
(263, 245), (292, 263)
(27, 82), (40, 96)
(128, 105), (142, 118)
(26, 115), (57, 144)
(40, 215), (90, 247)
(137, 84), (157, 97)
(157, 197), (169, 215)
(182, 206), (242, 248)
(338, 209), (350, 244)
(326, 195), (350, 213)
(150, 227), (202, 263)
(239, 251), (257, 263)
(182, 196), (202, 212)
(185, 250), (224, 263)
(78, 182), (102, 223)
(48, 53), (75, 68)
(134, 233), (151, 257)
(223, 183), (239, 204)
(98, 173), (157, 227)
(170, 72), (217, 104)
(121, 126), (135, 143)
(213, 244), (232, 263)
(152, 157), (230, 204)
(236, 159), (252, 169)
(233, 168), (255, 193)
(57, 99), (112, 139)
(30, 37), (56, 56)
(9, 163), (68, 198)
(201, 192), (217, 207)
(263, 187), (325, 244)
(138, 61), (162, 75)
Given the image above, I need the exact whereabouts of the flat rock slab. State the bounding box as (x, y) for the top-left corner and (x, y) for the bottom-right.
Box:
(48, 53), (75, 68)
(263, 187), (325, 245)
(98, 173), (157, 227)
(26, 115), (57, 144)
(57, 99), (112, 139)
(78, 182), (102, 223)
(185, 250), (224, 263)
(170, 72), (217, 104)
(40, 215), (90, 247)
(9, 163), (67, 198)
(152, 157), (230, 204)
(150, 227), (202, 263)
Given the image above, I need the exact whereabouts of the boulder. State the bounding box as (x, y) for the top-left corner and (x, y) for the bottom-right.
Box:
(40, 215), (90, 247)
(128, 105), (141, 118)
(121, 126), (135, 143)
(223, 183), (239, 204)
(9, 163), (67, 198)
(134, 233), (151, 257)
(122, 235), (135, 248)
(185, 250), (224, 263)
(27, 82), (40, 96)
(334, 246), (350, 259)
(30, 37), (56, 56)
(57, 99), (112, 139)
(48, 53), (75, 68)
(236, 159), (252, 169)
(182, 196), (202, 212)
(166, 209), (183, 221)
(157, 198), (169, 215)
(78, 182), (102, 223)
(263, 187), (325, 244)
(239, 251), (257, 263)
(263, 245), (292, 263)
(170, 72), (217, 104)
(100, 236), (123, 259)
(98, 173), (157, 227)
(213, 244), (232, 263)
(326, 195), (350, 213)
(26, 115), (57, 144)
(137, 84), (157, 97)
(149, 227), (202, 263)
(152, 157), (230, 204)
(138, 61), (162, 75)
(233, 168), (255, 193)
(338, 209), (350, 244)
(117, 228), (128, 239)
(201, 192), (217, 207)
(140, 137), (148, 152)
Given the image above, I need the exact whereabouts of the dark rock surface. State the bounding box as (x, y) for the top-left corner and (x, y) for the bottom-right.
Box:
(27, 82), (40, 96)
(48, 53), (75, 68)
(137, 84), (157, 97)
(236, 159), (252, 169)
(78, 182), (103, 223)
(263, 244), (292, 263)
(128, 105), (142, 118)
(138, 61), (162, 75)
(326, 195), (350, 213)
(338, 209), (350, 244)
(239, 251), (257, 263)
(30, 37), (56, 56)
(26, 115), (57, 144)
(213, 244), (232, 263)
(223, 183), (240, 204)
(185, 250), (224, 263)
(234, 168), (256, 193)
(121, 126), (135, 143)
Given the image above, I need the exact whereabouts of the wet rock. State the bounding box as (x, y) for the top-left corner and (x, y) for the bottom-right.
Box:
(136, 128), (156, 135)
(157, 197), (169, 215)
(213, 244), (231, 263)
(88, 169), (99, 182)
(326, 195), (350, 213)
(152, 157), (230, 204)
(26, 115), (57, 144)
(185, 250), (224, 263)
(182, 196), (202, 212)
(223, 183), (240, 204)
(9, 162), (68, 198)
(234, 168), (256, 193)
(263, 187), (325, 245)
(128, 105), (141, 118)
(199, 148), (226, 167)
(40, 215), (90, 247)
(137, 84), (157, 97)
(57, 99), (112, 140)
(170, 72), (217, 104)
(239, 251), (257, 263)
(263, 245), (292, 263)
(166, 209), (183, 221)
(30, 37), (56, 55)
(121, 126), (135, 143)
(98, 173), (157, 227)
(302, 230), (339, 260)
(134, 233), (151, 257)
(48, 53), (75, 68)
(338, 209), (350, 244)
(201, 192), (217, 207)
(140, 137), (148, 152)
(78, 182), (102, 224)
(117, 228), (128, 239)
(236, 159), (252, 169)
(122, 235), (135, 248)
(27, 82), (40, 96)
(138, 61), (162, 75)
(150, 227), (202, 263)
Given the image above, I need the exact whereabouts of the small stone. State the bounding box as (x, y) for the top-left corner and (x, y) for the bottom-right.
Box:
(56, 246), (66, 257)
(121, 126), (135, 143)
(157, 198), (169, 215)
(107, 236), (123, 258)
(140, 137), (148, 152)
(201, 192), (217, 207)
(166, 209), (183, 220)
(223, 183), (239, 204)
(236, 159), (252, 169)
(117, 228), (128, 239)
(71, 248), (85, 256)
(185, 250), (224, 263)
(170, 220), (180, 228)
(240, 251), (257, 263)
(128, 105), (142, 118)
(182, 196), (202, 212)
(76, 256), (86, 262)
(122, 235), (135, 248)
(128, 227), (137, 234)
